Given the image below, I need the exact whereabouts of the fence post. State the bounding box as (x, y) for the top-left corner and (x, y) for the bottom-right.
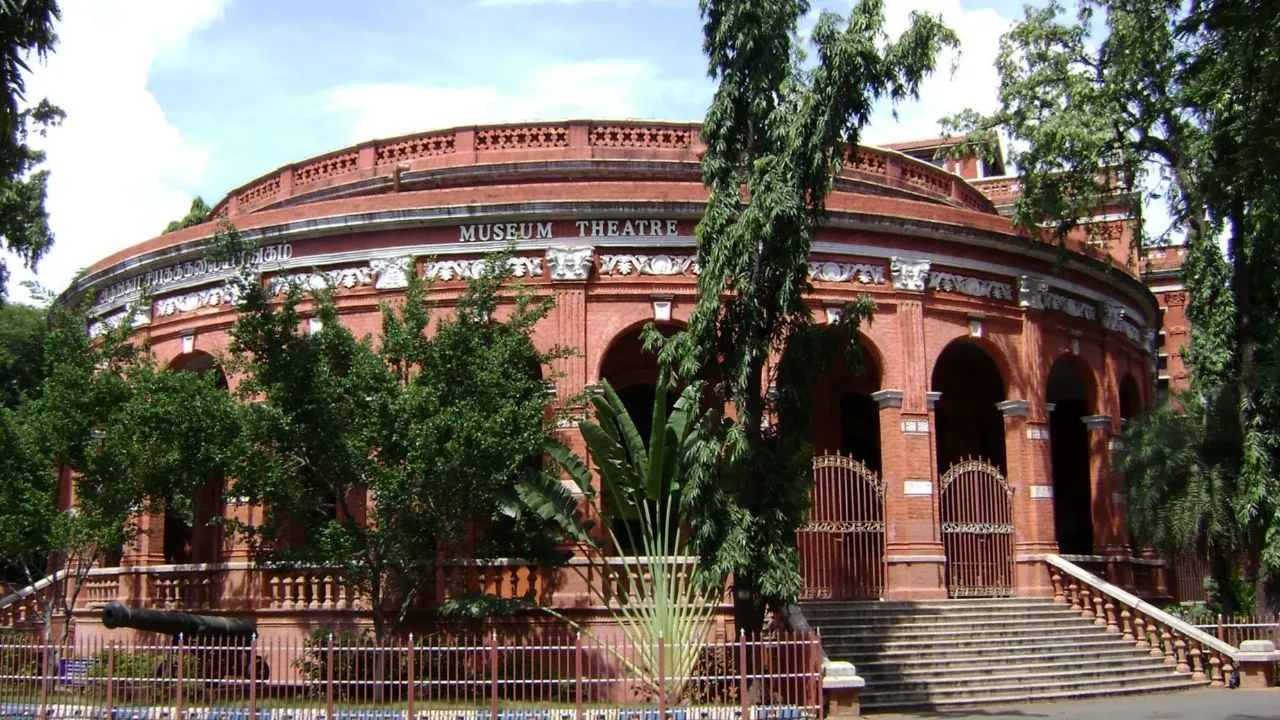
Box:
(658, 633), (666, 720)
(490, 631), (499, 720)
(738, 631), (748, 720)
(407, 633), (415, 720)
(175, 633), (185, 720)
(574, 633), (583, 720)
(38, 636), (51, 720)
(105, 641), (116, 720)
(1218, 614), (1224, 642)
(326, 633), (335, 720)
(249, 630), (259, 717)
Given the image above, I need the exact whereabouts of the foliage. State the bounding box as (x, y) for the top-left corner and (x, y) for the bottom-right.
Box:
(0, 0), (62, 304)
(951, 0), (1280, 612)
(645, 0), (956, 631)
(163, 197), (211, 234)
(515, 379), (723, 703)
(224, 234), (569, 642)
(0, 301), (44, 407)
(0, 301), (240, 642)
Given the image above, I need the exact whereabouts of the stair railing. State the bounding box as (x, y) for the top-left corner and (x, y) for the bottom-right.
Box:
(1045, 554), (1273, 687)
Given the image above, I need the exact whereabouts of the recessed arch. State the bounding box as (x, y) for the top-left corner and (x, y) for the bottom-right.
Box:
(807, 331), (884, 472)
(1047, 354), (1095, 555)
(1119, 372), (1143, 422)
(931, 339), (1008, 474)
(165, 350), (229, 565)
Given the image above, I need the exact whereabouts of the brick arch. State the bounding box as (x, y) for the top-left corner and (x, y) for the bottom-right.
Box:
(1046, 352), (1098, 416)
(169, 350), (229, 390)
(931, 338), (1009, 473)
(1119, 371), (1143, 422)
(595, 318), (687, 392)
(926, 328), (1014, 402)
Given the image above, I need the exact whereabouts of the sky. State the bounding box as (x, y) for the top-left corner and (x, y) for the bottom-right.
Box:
(4, 0), (1028, 302)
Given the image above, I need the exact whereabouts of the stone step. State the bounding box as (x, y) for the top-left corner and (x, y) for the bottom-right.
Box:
(801, 599), (1059, 615)
(824, 636), (1138, 659)
(860, 678), (1206, 711)
(820, 625), (1115, 648)
(814, 617), (1097, 637)
(856, 657), (1175, 682)
(804, 608), (1084, 626)
(853, 646), (1161, 674)
(863, 663), (1179, 691)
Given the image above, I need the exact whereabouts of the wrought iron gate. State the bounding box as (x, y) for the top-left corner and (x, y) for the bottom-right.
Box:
(939, 458), (1016, 597)
(798, 453), (885, 600)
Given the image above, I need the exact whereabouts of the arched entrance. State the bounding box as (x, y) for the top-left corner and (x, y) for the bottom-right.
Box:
(932, 340), (1014, 597)
(1119, 373), (1142, 425)
(597, 322), (683, 554)
(798, 333), (885, 600)
(166, 351), (228, 565)
(1047, 356), (1095, 555)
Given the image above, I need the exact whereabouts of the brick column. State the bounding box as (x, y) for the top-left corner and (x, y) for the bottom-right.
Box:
(876, 387), (946, 600)
(1082, 413), (1129, 586)
(1000, 400), (1056, 596)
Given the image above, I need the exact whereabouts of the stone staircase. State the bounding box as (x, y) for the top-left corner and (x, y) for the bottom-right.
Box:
(802, 598), (1206, 712)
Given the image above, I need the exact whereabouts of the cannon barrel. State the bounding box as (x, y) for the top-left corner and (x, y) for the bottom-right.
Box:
(102, 601), (256, 638)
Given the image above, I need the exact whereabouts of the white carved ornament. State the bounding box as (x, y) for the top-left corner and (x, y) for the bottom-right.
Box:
(890, 257), (931, 291)
(546, 247), (594, 281)
(599, 254), (698, 276)
(928, 271), (1015, 301)
(807, 261), (886, 284)
(155, 284), (241, 317)
(423, 257), (542, 281)
(1018, 275), (1098, 321)
(370, 256), (411, 289)
(269, 266), (374, 295)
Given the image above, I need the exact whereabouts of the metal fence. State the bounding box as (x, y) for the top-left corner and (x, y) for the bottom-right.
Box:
(1191, 614), (1280, 647)
(0, 631), (823, 720)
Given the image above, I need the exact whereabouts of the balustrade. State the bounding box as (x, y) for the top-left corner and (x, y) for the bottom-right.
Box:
(1048, 554), (1276, 689)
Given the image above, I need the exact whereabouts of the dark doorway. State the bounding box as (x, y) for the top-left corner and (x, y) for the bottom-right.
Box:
(1047, 356), (1094, 555)
(808, 334), (882, 473)
(932, 341), (1007, 473)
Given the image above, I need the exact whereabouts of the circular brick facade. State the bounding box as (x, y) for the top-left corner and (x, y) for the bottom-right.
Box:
(66, 120), (1161, 602)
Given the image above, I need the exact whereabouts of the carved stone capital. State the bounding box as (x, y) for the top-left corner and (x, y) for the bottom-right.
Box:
(996, 399), (1031, 418)
(871, 389), (903, 409)
(546, 246), (594, 281)
(926, 391), (942, 410)
(890, 256), (930, 292)
(1082, 414), (1113, 432)
(370, 256), (412, 289)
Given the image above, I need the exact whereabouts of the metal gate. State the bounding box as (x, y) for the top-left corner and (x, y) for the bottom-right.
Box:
(939, 458), (1016, 597)
(798, 453), (885, 600)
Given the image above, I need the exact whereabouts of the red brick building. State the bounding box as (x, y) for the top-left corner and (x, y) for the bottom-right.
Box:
(8, 120), (1171, 640)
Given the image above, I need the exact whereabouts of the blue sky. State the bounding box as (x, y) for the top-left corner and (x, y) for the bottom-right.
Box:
(6, 0), (1027, 300)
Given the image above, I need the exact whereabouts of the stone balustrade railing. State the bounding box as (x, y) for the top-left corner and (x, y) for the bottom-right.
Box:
(0, 570), (65, 627)
(209, 120), (996, 219)
(1046, 554), (1279, 688)
(266, 570), (359, 611)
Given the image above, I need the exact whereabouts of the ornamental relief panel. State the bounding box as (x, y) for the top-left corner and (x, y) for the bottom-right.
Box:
(155, 284), (241, 317)
(599, 254), (698, 276)
(807, 260), (886, 284)
(1018, 275), (1098, 321)
(269, 266), (374, 295)
(424, 257), (543, 281)
(890, 257), (931, 291)
(928, 270), (1015, 301)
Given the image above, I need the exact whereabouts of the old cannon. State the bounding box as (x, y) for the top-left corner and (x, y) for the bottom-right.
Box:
(101, 601), (269, 681)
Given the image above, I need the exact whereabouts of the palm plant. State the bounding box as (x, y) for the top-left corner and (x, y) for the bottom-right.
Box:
(514, 379), (724, 703)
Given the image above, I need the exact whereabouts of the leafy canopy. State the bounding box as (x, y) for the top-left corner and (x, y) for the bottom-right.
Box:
(650, 0), (957, 628)
(225, 243), (568, 640)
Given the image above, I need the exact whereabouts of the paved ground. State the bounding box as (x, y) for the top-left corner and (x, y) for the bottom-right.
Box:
(868, 689), (1280, 720)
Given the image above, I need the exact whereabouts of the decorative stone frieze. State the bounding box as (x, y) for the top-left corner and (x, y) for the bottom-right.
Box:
(88, 308), (150, 338)
(269, 267), (374, 295)
(929, 271), (1015, 301)
(423, 257), (542, 281)
(1018, 275), (1098, 320)
(807, 261), (885, 284)
(370, 256), (411, 289)
(599, 254), (697, 276)
(155, 285), (240, 317)
(546, 247), (593, 281)
(890, 257), (931, 292)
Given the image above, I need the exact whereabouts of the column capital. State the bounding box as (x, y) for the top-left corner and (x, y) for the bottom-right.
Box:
(925, 391), (942, 410)
(871, 389), (903, 409)
(1082, 414), (1113, 432)
(996, 399), (1030, 418)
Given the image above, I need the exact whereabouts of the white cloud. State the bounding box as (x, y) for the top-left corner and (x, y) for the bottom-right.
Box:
(4, 0), (229, 301)
(859, 0), (1014, 147)
(320, 59), (692, 143)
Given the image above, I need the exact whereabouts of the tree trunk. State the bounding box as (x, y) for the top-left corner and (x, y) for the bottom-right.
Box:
(1210, 548), (1234, 617)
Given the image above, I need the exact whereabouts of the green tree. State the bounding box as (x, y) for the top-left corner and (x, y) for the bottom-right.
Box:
(0, 301), (45, 407)
(225, 247), (568, 642)
(649, 0), (957, 632)
(516, 381), (720, 702)
(2, 303), (240, 642)
(0, 0), (62, 303)
(946, 0), (1280, 611)
(163, 196), (210, 234)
